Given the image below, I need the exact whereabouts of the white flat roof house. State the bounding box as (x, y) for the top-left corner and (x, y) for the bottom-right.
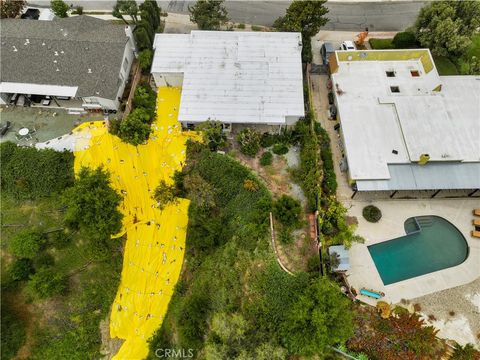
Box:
(329, 49), (480, 193)
(151, 31), (305, 128)
(0, 16), (136, 111)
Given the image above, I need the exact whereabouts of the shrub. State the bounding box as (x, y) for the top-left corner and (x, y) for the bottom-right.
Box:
(138, 49), (154, 73)
(251, 25), (262, 31)
(392, 31), (418, 49)
(197, 121), (226, 151)
(73, 5), (83, 14)
(260, 133), (277, 148)
(272, 143), (289, 155)
(260, 151), (273, 166)
(362, 205), (382, 223)
(118, 108), (152, 145)
(278, 227), (294, 244)
(237, 23), (245, 29)
(274, 195), (301, 228)
(132, 84), (156, 118)
(25, 267), (67, 299)
(9, 258), (34, 281)
(108, 118), (122, 136)
(369, 38), (394, 49)
(9, 230), (45, 259)
(154, 180), (179, 210)
(236, 128), (261, 157)
(63, 167), (123, 241)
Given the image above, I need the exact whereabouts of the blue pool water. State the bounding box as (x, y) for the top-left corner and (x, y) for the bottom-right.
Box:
(368, 216), (468, 285)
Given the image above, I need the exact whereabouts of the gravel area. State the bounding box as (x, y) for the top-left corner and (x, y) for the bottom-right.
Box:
(413, 277), (480, 346)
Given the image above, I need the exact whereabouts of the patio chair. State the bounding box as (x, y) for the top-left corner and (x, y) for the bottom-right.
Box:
(474, 209), (480, 217)
(473, 219), (480, 226)
(471, 230), (480, 238)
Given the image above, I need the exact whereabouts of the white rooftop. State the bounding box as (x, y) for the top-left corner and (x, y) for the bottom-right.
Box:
(152, 31), (304, 125)
(331, 50), (480, 188)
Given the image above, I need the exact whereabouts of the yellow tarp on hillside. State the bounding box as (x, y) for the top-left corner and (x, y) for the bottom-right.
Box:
(72, 87), (199, 359)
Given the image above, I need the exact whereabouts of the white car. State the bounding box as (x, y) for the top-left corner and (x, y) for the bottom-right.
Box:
(340, 41), (356, 51)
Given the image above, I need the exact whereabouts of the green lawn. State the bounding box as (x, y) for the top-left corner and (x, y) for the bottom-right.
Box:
(433, 56), (459, 75)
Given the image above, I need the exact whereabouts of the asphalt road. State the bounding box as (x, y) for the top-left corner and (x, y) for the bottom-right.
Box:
(28, 0), (425, 31)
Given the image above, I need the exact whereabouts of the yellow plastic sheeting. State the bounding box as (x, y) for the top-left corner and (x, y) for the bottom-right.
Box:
(72, 87), (199, 359)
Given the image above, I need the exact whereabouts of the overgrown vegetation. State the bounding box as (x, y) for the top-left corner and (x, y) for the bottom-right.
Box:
(148, 141), (354, 358)
(197, 120), (227, 151)
(1, 142), (75, 199)
(1, 146), (124, 358)
(0, 0), (26, 18)
(259, 151), (273, 166)
(236, 128), (261, 157)
(112, 84), (157, 145)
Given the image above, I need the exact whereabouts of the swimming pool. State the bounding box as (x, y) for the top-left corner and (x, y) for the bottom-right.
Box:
(368, 216), (469, 285)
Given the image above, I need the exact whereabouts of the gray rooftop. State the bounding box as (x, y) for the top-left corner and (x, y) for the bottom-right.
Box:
(356, 163), (480, 191)
(0, 16), (129, 99)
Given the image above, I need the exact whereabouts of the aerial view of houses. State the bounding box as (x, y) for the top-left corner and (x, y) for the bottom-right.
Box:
(0, 1), (479, 360)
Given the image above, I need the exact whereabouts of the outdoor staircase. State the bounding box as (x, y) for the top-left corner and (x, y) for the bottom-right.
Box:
(416, 216), (434, 228)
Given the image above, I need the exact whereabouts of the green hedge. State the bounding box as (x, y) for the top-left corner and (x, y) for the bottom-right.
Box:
(369, 38), (394, 49)
(0, 142), (74, 199)
(260, 151), (273, 166)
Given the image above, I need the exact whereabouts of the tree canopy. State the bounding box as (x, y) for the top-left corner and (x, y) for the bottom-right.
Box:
(414, 1), (480, 56)
(63, 167), (123, 240)
(281, 278), (354, 356)
(118, 108), (153, 145)
(0, 0), (26, 18)
(274, 0), (329, 38)
(112, 0), (138, 24)
(197, 121), (226, 151)
(25, 267), (67, 299)
(153, 180), (179, 210)
(50, 0), (69, 18)
(189, 0), (229, 30)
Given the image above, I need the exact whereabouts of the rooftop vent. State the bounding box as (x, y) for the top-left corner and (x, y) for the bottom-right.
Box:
(54, 51), (59, 56)
(88, 68), (92, 74)
(12, 46), (17, 52)
(390, 86), (400, 93)
(42, 42), (46, 46)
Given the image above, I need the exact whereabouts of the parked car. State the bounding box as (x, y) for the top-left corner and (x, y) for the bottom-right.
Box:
(320, 42), (335, 65)
(340, 41), (356, 51)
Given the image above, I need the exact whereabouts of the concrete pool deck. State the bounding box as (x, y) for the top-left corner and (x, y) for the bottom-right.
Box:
(345, 198), (480, 305)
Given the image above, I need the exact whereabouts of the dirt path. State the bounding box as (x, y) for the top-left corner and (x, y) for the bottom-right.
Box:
(6, 292), (35, 360)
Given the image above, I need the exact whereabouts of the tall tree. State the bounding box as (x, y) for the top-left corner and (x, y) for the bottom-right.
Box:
(189, 0), (229, 30)
(414, 1), (480, 56)
(273, 0), (329, 63)
(50, 0), (69, 18)
(63, 167), (123, 240)
(112, 0), (138, 24)
(280, 278), (354, 356)
(0, 0), (26, 18)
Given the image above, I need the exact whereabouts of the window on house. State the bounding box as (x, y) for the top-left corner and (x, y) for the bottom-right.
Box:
(386, 71), (395, 77)
(390, 86), (400, 93)
(410, 70), (420, 77)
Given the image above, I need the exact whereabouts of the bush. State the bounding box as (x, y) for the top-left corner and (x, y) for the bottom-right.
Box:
(73, 5), (83, 14)
(197, 121), (226, 151)
(251, 25), (263, 31)
(362, 205), (382, 223)
(392, 31), (418, 49)
(259, 151), (273, 166)
(278, 227), (294, 244)
(25, 267), (67, 299)
(369, 38), (394, 49)
(9, 258), (34, 281)
(108, 118), (122, 136)
(138, 49), (153, 73)
(0, 142), (74, 199)
(260, 133), (277, 148)
(274, 195), (301, 228)
(118, 108), (152, 145)
(236, 128), (261, 157)
(237, 23), (245, 29)
(132, 84), (156, 118)
(9, 230), (45, 259)
(153, 180), (179, 210)
(272, 143), (289, 155)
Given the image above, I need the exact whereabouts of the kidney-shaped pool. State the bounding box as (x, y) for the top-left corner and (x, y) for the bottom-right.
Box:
(368, 215), (469, 285)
